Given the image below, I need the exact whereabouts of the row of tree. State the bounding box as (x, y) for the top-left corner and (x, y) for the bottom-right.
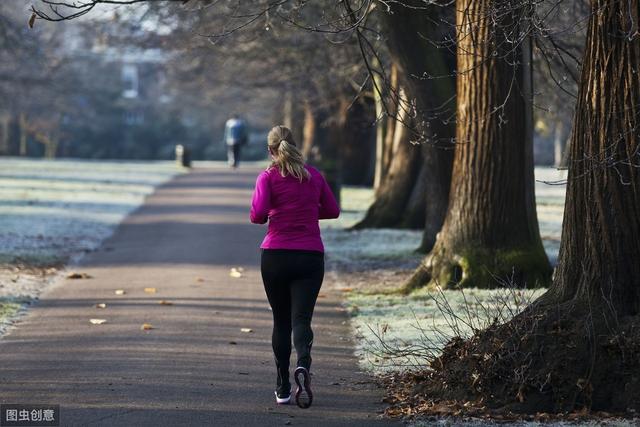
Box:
(0, 2), (281, 160)
(29, 0), (640, 413)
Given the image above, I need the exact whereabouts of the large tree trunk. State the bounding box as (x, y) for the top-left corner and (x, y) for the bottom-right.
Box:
(416, 141), (455, 251)
(382, 2), (456, 243)
(405, 0), (550, 291)
(353, 87), (422, 228)
(356, 3), (456, 232)
(419, 3), (640, 413)
(537, 0), (640, 314)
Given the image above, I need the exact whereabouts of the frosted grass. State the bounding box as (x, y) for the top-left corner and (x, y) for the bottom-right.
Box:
(0, 158), (181, 335)
(324, 167), (567, 375)
(346, 287), (546, 372)
(0, 158), (180, 266)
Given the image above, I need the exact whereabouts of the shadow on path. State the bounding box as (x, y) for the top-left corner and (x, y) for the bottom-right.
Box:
(0, 166), (397, 426)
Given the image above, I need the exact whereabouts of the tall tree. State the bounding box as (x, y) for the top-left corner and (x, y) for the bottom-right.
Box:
(420, 1), (640, 413)
(355, 1), (455, 245)
(404, 0), (550, 291)
(537, 0), (640, 314)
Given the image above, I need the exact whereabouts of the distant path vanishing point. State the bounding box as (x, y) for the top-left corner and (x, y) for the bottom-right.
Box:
(0, 165), (398, 427)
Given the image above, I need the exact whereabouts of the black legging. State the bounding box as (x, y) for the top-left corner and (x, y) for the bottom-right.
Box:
(260, 249), (324, 371)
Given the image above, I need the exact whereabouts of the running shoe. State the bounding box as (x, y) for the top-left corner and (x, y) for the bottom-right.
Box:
(294, 366), (313, 408)
(275, 367), (291, 405)
(275, 390), (291, 405)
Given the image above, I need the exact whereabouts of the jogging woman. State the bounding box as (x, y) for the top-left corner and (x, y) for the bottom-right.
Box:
(250, 125), (340, 408)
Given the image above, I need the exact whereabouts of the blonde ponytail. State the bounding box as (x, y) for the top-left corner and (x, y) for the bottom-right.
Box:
(267, 125), (311, 182)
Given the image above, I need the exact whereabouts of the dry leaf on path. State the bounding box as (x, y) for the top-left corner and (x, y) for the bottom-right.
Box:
(195, 277), (205, 282)
(114, 289), (125, 295)
(67, 272), (92, 279)
(89, 318), (107, 325)
(158, 300), (173, 305)
(95, 303), (107, 309)
(141, 323), (154, 330)
(144, 287), (157, 293)
(240, 328), (253, 333)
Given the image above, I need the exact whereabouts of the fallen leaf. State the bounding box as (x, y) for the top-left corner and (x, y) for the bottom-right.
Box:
(89, 318), (107, 325)
(67, 272), (92, 279)
(144, 287), (157, 293)
(95, 303), (107, 309)
(340, 287), (353, 293)
(195, 277), (205, 282)
(229, 341), (237, 345)
(141, 323), (154, 330)
(240, 328), (253, 333)
(158, 300), (173, 305)
(114, 289), (125, 295)
(229, 268), (242, 278)
(317, 293), (326, 298)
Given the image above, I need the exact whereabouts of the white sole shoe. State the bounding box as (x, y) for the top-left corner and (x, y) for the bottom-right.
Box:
(275, 391), (291, 404)
(294, 367), (313, 409)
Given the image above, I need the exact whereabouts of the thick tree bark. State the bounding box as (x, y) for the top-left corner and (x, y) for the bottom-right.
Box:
(356, 3), (455, 232)
(421, 3), (640, 413)
(405, 0), (550, 291)
(354, 87), (422, 228)
(416, 142), (455, 251)
(537, 0), (640, 314)
(383, 2), (455, 243)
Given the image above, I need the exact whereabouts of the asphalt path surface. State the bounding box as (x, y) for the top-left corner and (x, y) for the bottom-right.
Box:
(0, 165), (398, 426)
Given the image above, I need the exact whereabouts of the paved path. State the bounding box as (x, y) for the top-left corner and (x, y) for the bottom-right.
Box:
(0, 166), (398, 426)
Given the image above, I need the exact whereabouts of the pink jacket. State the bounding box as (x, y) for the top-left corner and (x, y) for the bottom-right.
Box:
(250, 164), (340, 252)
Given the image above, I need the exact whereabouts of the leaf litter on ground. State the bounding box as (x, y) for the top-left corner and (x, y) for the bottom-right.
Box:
(229, 267), (243, 278)
(67, 272), (92, 279)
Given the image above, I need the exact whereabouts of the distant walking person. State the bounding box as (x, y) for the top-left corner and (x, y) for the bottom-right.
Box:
(224, 114), (248, 168)
(250, 125), (340, 408)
